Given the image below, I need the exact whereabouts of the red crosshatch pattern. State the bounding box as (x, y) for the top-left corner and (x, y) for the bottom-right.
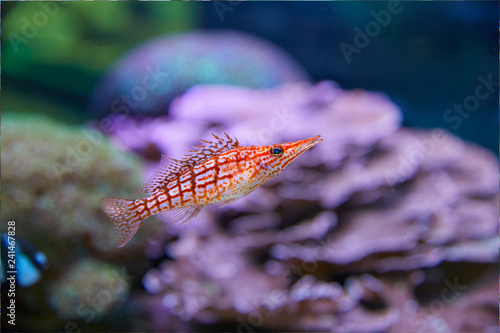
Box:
(102, 133), (322, 247)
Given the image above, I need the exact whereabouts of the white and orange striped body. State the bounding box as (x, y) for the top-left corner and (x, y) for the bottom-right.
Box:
(102, 133), (322, 247)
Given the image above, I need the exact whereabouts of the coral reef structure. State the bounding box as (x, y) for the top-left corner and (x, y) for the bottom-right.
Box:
(108, 81), (499, 332)
(1, 114), (156, 330)
(49, 259), (129, 321)
(1, 114), (149, 254)
(88, 30), (310, 118)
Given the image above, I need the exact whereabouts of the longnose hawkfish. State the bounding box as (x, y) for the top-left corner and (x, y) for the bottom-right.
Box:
(101, 133), (322, 247)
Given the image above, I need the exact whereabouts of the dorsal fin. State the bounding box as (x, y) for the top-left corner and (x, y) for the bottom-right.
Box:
(143, 133), (239, 194)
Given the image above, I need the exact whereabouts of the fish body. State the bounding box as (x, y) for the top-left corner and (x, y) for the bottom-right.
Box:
(102, 133), (322, 247)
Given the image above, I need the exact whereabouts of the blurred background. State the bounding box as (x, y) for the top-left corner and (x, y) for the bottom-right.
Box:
(1, 2), (498, 332)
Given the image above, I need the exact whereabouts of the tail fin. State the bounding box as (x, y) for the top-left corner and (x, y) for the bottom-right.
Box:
(101, 198), (144, 247)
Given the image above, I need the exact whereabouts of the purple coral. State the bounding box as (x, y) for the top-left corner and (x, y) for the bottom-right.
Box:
(106, 81), (498, 332)
(88, 30), (310, 118)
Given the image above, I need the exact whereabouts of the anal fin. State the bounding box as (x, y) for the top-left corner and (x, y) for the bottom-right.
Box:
(160, 205), (204, 226)
(218, 198), (240, 208)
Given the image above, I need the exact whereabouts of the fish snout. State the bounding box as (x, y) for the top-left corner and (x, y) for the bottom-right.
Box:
(283, 135), (322, 158)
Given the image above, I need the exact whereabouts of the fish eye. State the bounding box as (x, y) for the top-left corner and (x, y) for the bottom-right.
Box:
(270, 146), (284, 157)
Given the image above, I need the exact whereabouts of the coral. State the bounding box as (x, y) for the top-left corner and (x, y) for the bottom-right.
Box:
(1, 113), (153, 254)
(1, 113), (159, 330)
(107, 81), (499, 331)
(49, 259), (130, 321)
(88, 30), (310, 118)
